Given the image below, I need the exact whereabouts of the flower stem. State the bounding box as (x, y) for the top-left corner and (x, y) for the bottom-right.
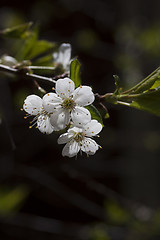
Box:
(26, 73), (56, 83)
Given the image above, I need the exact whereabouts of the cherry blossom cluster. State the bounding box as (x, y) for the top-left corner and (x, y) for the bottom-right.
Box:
(23, 78), (102, 157)
(23, 44), (103, 158)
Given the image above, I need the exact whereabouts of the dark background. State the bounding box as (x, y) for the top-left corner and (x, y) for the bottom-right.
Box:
(0, 0), (160, 239)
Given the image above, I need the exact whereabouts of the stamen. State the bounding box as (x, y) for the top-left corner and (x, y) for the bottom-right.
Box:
(29, 115), (39, 124)
(24, 113), (32, 119)
(29, 121), (37, 129)
(61, 98), (76, 110)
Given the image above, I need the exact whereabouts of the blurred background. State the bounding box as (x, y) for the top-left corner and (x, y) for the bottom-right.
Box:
(0, 0), (160, 239)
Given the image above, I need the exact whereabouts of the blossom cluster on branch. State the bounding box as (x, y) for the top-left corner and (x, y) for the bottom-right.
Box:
(1, 23), (160, 157)
(23, 44), (103, 158)
(1, 23), (160, 158)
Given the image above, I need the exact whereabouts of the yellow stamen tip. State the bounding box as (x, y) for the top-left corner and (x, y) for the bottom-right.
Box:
(52, 87), (55, 90)
(20, 108), (23, 111)
(29, 126), (32, 129)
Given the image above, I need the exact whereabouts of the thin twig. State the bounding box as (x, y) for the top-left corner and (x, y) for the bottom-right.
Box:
(0, 64), (17, 73)
(26, 73), (56, 83)
(28, 66), (56, 70)
(0, 64), (56, 84)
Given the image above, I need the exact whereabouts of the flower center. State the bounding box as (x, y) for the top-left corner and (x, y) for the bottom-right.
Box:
(61, 98), (76, 110)
(74, 132), (85, 142)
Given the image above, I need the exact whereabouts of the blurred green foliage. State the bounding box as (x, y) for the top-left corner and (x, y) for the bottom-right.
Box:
(0, 185), (29, 215)
(1, 22), (57, 66)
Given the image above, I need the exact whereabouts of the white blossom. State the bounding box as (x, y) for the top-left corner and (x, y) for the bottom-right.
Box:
(43, 78), (95, 130)
(23, 94), (55, 134)
(58, 120), (102, 157)
(53, 43), (71, 72)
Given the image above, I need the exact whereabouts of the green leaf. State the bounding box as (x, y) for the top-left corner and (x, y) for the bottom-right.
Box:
(15, 31), (38, 61)
(85, 104), (103, 125)
(33, 54), (54, 66)
(26, 40), (57, 60)
(125, 66), (160, 94)
(0, 22), (33, 39)
(130, 89), (160, 117)
(70, 59), (81, 88)
(111, 66), (160, 117)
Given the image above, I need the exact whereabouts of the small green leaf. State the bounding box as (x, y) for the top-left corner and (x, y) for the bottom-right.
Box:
(85, 104), (103, 125)
(104, 112), (110, 119)
(113, 74), (121, 95)
(0, 22), (33, 39)
(130, 89), (160, 117)
(70, 59), (81, 88)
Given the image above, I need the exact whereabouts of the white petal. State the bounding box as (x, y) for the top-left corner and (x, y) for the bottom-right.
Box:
(43, 92), (62, 113)
(37, 115), (54, 134)
(68, 126), (83, 134)
(58, 132), (74, 144)
(55, 78), (75, 99)
(83, 119), (102, 136)
(53, 52), (58, 62)
(23, 95), (42, 115)
(81, 137), (99, 155)
(50, 109), (70, 130)
(71, 106), (91, 126)
(58, 43), (71, 70)
(62, 140), (80, 157)
(73, 86), (95, 106)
